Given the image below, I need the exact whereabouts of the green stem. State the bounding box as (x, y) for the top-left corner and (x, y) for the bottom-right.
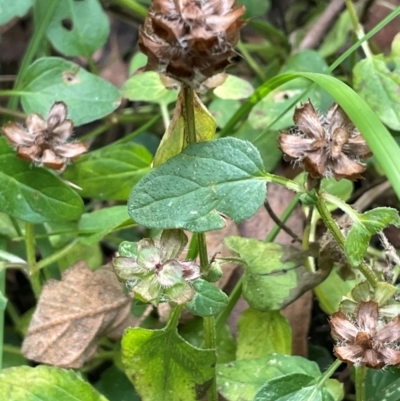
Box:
(166, 304), (184, 330)
(316, 359), (342, 388)
(80, 122), (113, 142)
(0, 270), (5, 370)
(264, 172), (303, 193)
(355, 365), (367, 401)
(25, 223), (41, 297)
(159, 102), (170, 129)
(35, 239), (79, 271)
(181, 84), (217, 401)
(204, 315), (218, 401)
(8, 0), (61, 110)
(113, 115), (160, 145)
(237, 41), (266, 81)
(344, 0), (372, 58)
(215, 279), (242, 332)
(315, 194), (379, 288)
(111, 0), (148, 19)
(0, 107), (26, 119)
(182, 86), (197, 145)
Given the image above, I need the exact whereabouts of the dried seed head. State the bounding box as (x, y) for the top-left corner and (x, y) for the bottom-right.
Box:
(2, 102), (87, 171)
(330, 301), (400, 369)
(279, 100), (372, 180)
(139, 0), (246, 89)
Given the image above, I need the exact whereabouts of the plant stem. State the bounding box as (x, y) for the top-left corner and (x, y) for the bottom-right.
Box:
(25, 223), (41, 297)
(237, 41), (266, 81)
(315, 194), (379, 288)
(183, 86), (197, 145)
(0, 107), (26, 119)
(8, 0), (61, 110)
(316, 359), (342, 388)
(36, 239), (79, 271)
(182, 84), (217, 401)
(355, 365), (367, 401)
(111, 0), (148, 19)
(166, 304), (184, 330)
(0, 271), (5, 370)
(159, 102), (170, 129)
(215, 279), (242, 332)
(344, 0), (372, 58)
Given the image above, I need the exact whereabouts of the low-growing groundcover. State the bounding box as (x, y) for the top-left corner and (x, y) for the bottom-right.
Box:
(1, 1), (400, 401)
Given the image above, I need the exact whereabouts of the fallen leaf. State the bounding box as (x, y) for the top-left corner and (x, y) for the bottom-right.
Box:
(22, 261), (136, 368)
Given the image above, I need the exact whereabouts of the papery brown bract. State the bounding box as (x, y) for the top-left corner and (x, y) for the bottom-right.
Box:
(330, 301), (400, 369)
(139, 0), (246, 89)
(279, 101), (372, 180)
(2, 102), (87, 171)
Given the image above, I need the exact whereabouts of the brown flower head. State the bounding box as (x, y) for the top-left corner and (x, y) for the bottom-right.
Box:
(139, 0), (246, 89)
(2, 102), (87, 171)
(330, 301), (400, 369)
(279, 101), (372, 180)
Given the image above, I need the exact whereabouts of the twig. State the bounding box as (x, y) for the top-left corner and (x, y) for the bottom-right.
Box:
(298, 0), (345, 50)
(263, 200), (301, 243)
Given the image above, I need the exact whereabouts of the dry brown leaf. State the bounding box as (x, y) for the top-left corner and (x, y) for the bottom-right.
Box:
(22, 261), (136, 368)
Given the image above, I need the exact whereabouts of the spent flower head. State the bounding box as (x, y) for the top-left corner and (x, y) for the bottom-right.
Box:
(139, 0), (246, 89)
(2, 102), (87, 171)
(330, 300), (400, 369)
(112, 229), (200, 305)
(279, 100), (372, 180)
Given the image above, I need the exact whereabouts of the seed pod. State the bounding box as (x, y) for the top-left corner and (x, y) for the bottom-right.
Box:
(139, 0), (246, 89)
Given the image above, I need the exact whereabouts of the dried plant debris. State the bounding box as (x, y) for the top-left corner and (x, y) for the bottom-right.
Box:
(279, 101), (372, 180)
(330, 300), (400, 369)
(139, 0), (246, 89)
(2, 102), (87, 171)
(22, 261), (136, 369)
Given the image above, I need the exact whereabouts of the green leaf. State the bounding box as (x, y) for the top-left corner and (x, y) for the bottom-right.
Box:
(366, 367), (400, 401)
(225, 237), (327, 310)
(64, 143), (152, 201)
(122, 71), (178, 104)
(0, 365), (109, 401)
(237, 308), (291, 359)
(214, 75), (254, 100)
(254, 373), (334, 401)
(235, 123), (281, 172)
(354, 55), (400, 130)
(345, 207), (400, 267)
(78, 206), (132, 245)
(46, 0), (110, 58)
(95, 365), (139, 401)
(0, 0), (33, 25)
(0, 138), (83, 223)
(122, 327), (216, 401)
(128, 138), (267, 232)
(129, 53), (148, 75)
(152, 90), (216, 167)
(359, 207), (400, 234)
(217, 354), (321, 401)
(21, 57), (121, 126)
(186, 279), (228, 317)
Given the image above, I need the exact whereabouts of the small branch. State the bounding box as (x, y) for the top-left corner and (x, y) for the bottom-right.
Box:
(264, 200), (301, 243)
(298, 0), (344, 50)
(25, 223), (41, 298)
